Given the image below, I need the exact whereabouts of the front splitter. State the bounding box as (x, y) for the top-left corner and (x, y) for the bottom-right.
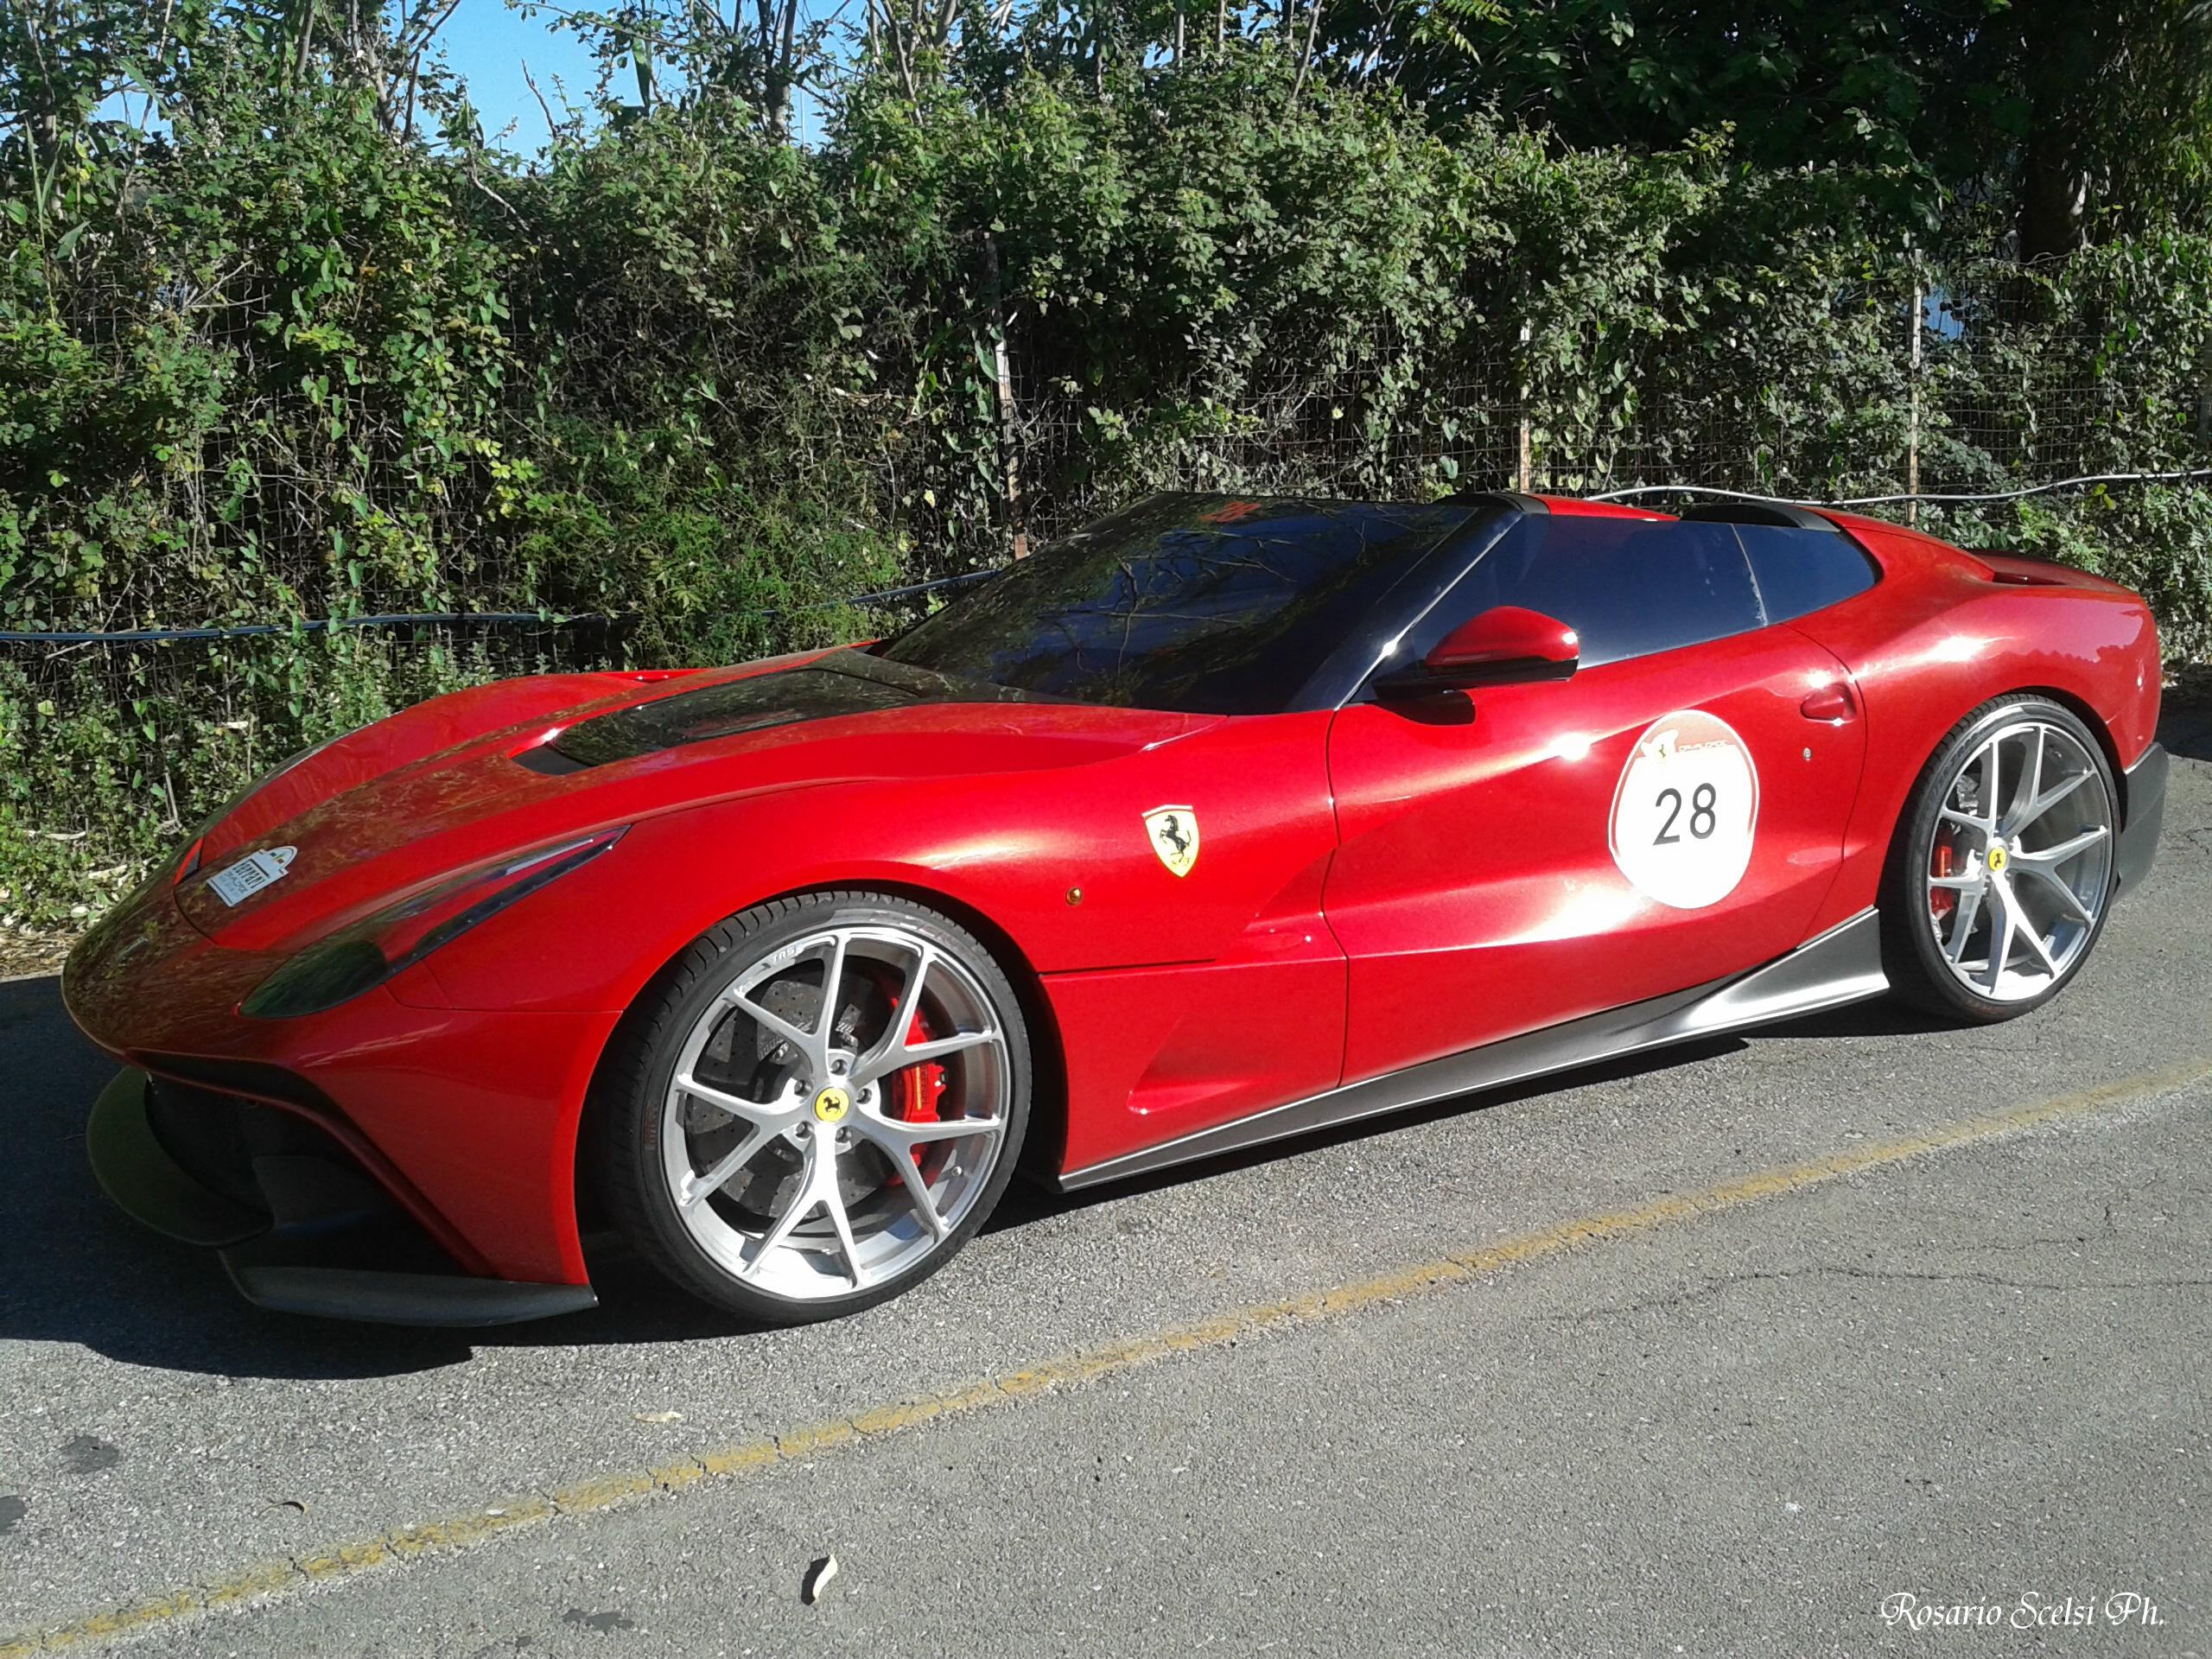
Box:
(87, 1068), (598, 1327)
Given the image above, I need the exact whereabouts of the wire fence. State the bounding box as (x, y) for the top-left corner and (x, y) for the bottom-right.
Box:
(1003, 277), (2208, 543)
(6, 266), (2209, 693)
(9, 262), (2207, 652)
(6, 315), (2201, 740)
(7, 247), (2211, 923)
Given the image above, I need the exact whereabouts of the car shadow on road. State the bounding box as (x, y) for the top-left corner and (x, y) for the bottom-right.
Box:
(0, 973), (484, 1379)
(1, 956), (1941, 1377)
(0, 969), (785, 1375)
(2160, 701), (2212, 763)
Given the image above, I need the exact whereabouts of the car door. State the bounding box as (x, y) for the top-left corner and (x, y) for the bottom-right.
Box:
(1323, 509), (1869, 1086)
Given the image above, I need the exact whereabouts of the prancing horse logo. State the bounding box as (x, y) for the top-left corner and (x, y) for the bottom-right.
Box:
(1142, 805), (1201, 878)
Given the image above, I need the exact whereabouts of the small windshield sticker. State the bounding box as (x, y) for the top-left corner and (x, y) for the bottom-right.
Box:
(207, 846), (297, 908)
(1608, 713), (1759, 909)
(1143, 806), (1201, 878)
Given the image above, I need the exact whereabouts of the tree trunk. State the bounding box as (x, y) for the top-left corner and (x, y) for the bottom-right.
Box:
(2012, 0), (2094, 262)
(1291, 0), (1323, 102)
(2017, 127), (2088, 262)
(760, 0), (798, 136)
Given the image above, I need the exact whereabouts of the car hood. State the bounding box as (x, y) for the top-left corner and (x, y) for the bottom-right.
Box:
(177, 650), (1215, 952)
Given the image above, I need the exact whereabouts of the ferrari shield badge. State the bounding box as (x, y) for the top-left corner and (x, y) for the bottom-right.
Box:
(1143, 805), (1200, 878)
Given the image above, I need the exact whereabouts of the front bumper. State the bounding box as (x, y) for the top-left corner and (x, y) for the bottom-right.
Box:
(2117, 741), (2168, 896)
(63, 874), (622, 1311)
(88, 1069), (597, 1325)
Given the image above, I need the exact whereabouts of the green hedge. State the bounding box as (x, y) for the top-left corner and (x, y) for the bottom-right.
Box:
(3, 41), (2209, 929)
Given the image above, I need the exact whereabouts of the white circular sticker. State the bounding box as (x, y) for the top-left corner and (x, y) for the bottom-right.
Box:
(1608, 710), (1760, 910)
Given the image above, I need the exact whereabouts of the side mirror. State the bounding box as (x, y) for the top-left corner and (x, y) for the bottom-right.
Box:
(1376, 606), (1580, 698)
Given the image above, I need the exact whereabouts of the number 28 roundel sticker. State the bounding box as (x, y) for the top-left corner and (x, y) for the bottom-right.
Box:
(1608, 710), (1760, 910)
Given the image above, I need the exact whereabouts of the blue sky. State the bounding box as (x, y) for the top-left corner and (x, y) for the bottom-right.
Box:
(435, 1), (842, 155)
(440, 1), (606, 156)
(101, 1), (842, 156)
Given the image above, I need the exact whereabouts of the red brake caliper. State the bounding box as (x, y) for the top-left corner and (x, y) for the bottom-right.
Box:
(1931, 842), (1955, 918)
(887, 1002), (947, 1179)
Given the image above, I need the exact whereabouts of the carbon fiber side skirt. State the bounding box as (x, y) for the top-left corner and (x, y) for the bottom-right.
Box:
(1055, 907), (1889, 1192)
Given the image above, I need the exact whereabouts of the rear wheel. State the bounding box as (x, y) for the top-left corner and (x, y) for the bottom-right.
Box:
(1881, 696), (2117, 1024)
(595, 891), (1030, 1323)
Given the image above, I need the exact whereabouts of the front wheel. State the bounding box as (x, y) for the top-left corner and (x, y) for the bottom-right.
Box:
(594, 891), (1031, 1323)
(1881, 695), (2119, 1024)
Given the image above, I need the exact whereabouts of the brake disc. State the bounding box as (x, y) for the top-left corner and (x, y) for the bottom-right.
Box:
(689, 966), (900, 1224)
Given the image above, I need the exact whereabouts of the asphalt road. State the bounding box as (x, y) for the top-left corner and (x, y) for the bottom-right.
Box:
(3, 703), (2210, 1658)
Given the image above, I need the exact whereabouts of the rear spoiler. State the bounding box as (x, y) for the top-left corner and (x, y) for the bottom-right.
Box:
(1676, 501), (1842, 533)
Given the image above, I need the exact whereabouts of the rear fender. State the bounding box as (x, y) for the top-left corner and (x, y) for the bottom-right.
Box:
(1791, 535), (2159, 937)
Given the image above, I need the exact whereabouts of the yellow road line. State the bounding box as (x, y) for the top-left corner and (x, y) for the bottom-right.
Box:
(5, 1057), (2207, 1657)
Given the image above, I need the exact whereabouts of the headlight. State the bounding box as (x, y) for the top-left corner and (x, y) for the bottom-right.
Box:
(242, 829), (626, 1018)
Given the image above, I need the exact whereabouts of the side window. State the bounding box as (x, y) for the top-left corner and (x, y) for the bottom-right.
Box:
(1427, 516), (1766, 669)
(1737, 524), (1878, 624)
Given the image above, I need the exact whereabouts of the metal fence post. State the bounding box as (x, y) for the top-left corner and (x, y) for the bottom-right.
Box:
(1907, 267), (1924, 527)
(994, 331), (1027, 560)
(1516, 321), (1533, 493)
(984, 234), (1028, 560)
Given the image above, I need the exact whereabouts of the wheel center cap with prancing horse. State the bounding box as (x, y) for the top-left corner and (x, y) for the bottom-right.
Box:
(1985, 843), (2009, 874)
(812, 1085), (851, 1124)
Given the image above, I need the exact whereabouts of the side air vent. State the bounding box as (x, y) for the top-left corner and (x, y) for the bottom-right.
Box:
(514, 743), (591, 777)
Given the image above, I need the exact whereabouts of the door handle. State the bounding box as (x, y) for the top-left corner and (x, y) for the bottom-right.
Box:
(1800, 683), (1857, 723)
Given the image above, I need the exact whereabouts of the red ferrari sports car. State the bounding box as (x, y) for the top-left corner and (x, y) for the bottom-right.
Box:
(64, 492), (2166, 1325)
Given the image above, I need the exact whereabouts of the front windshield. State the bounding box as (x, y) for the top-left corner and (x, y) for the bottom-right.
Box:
(879, 493), (1475, 714)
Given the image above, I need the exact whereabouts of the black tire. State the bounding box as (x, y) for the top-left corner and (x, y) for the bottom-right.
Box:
(592, 890), (1032, 1324)
(1878, 694), (2118, 1025)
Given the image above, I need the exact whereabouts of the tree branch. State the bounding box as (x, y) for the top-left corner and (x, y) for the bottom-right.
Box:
(1291, 0), (1324, 103)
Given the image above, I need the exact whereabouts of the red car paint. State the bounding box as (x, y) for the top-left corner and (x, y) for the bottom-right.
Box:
(61, 496), (2164, 1295)
(1325, 619), (1871, 1083)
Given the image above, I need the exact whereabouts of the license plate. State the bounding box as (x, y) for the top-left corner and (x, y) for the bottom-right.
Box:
(207, 846), (297, 907)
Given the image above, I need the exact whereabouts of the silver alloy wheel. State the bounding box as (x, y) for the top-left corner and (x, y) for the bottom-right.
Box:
(658, 924), (1011, 1301)
(1923, 719), (2114, 1003)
